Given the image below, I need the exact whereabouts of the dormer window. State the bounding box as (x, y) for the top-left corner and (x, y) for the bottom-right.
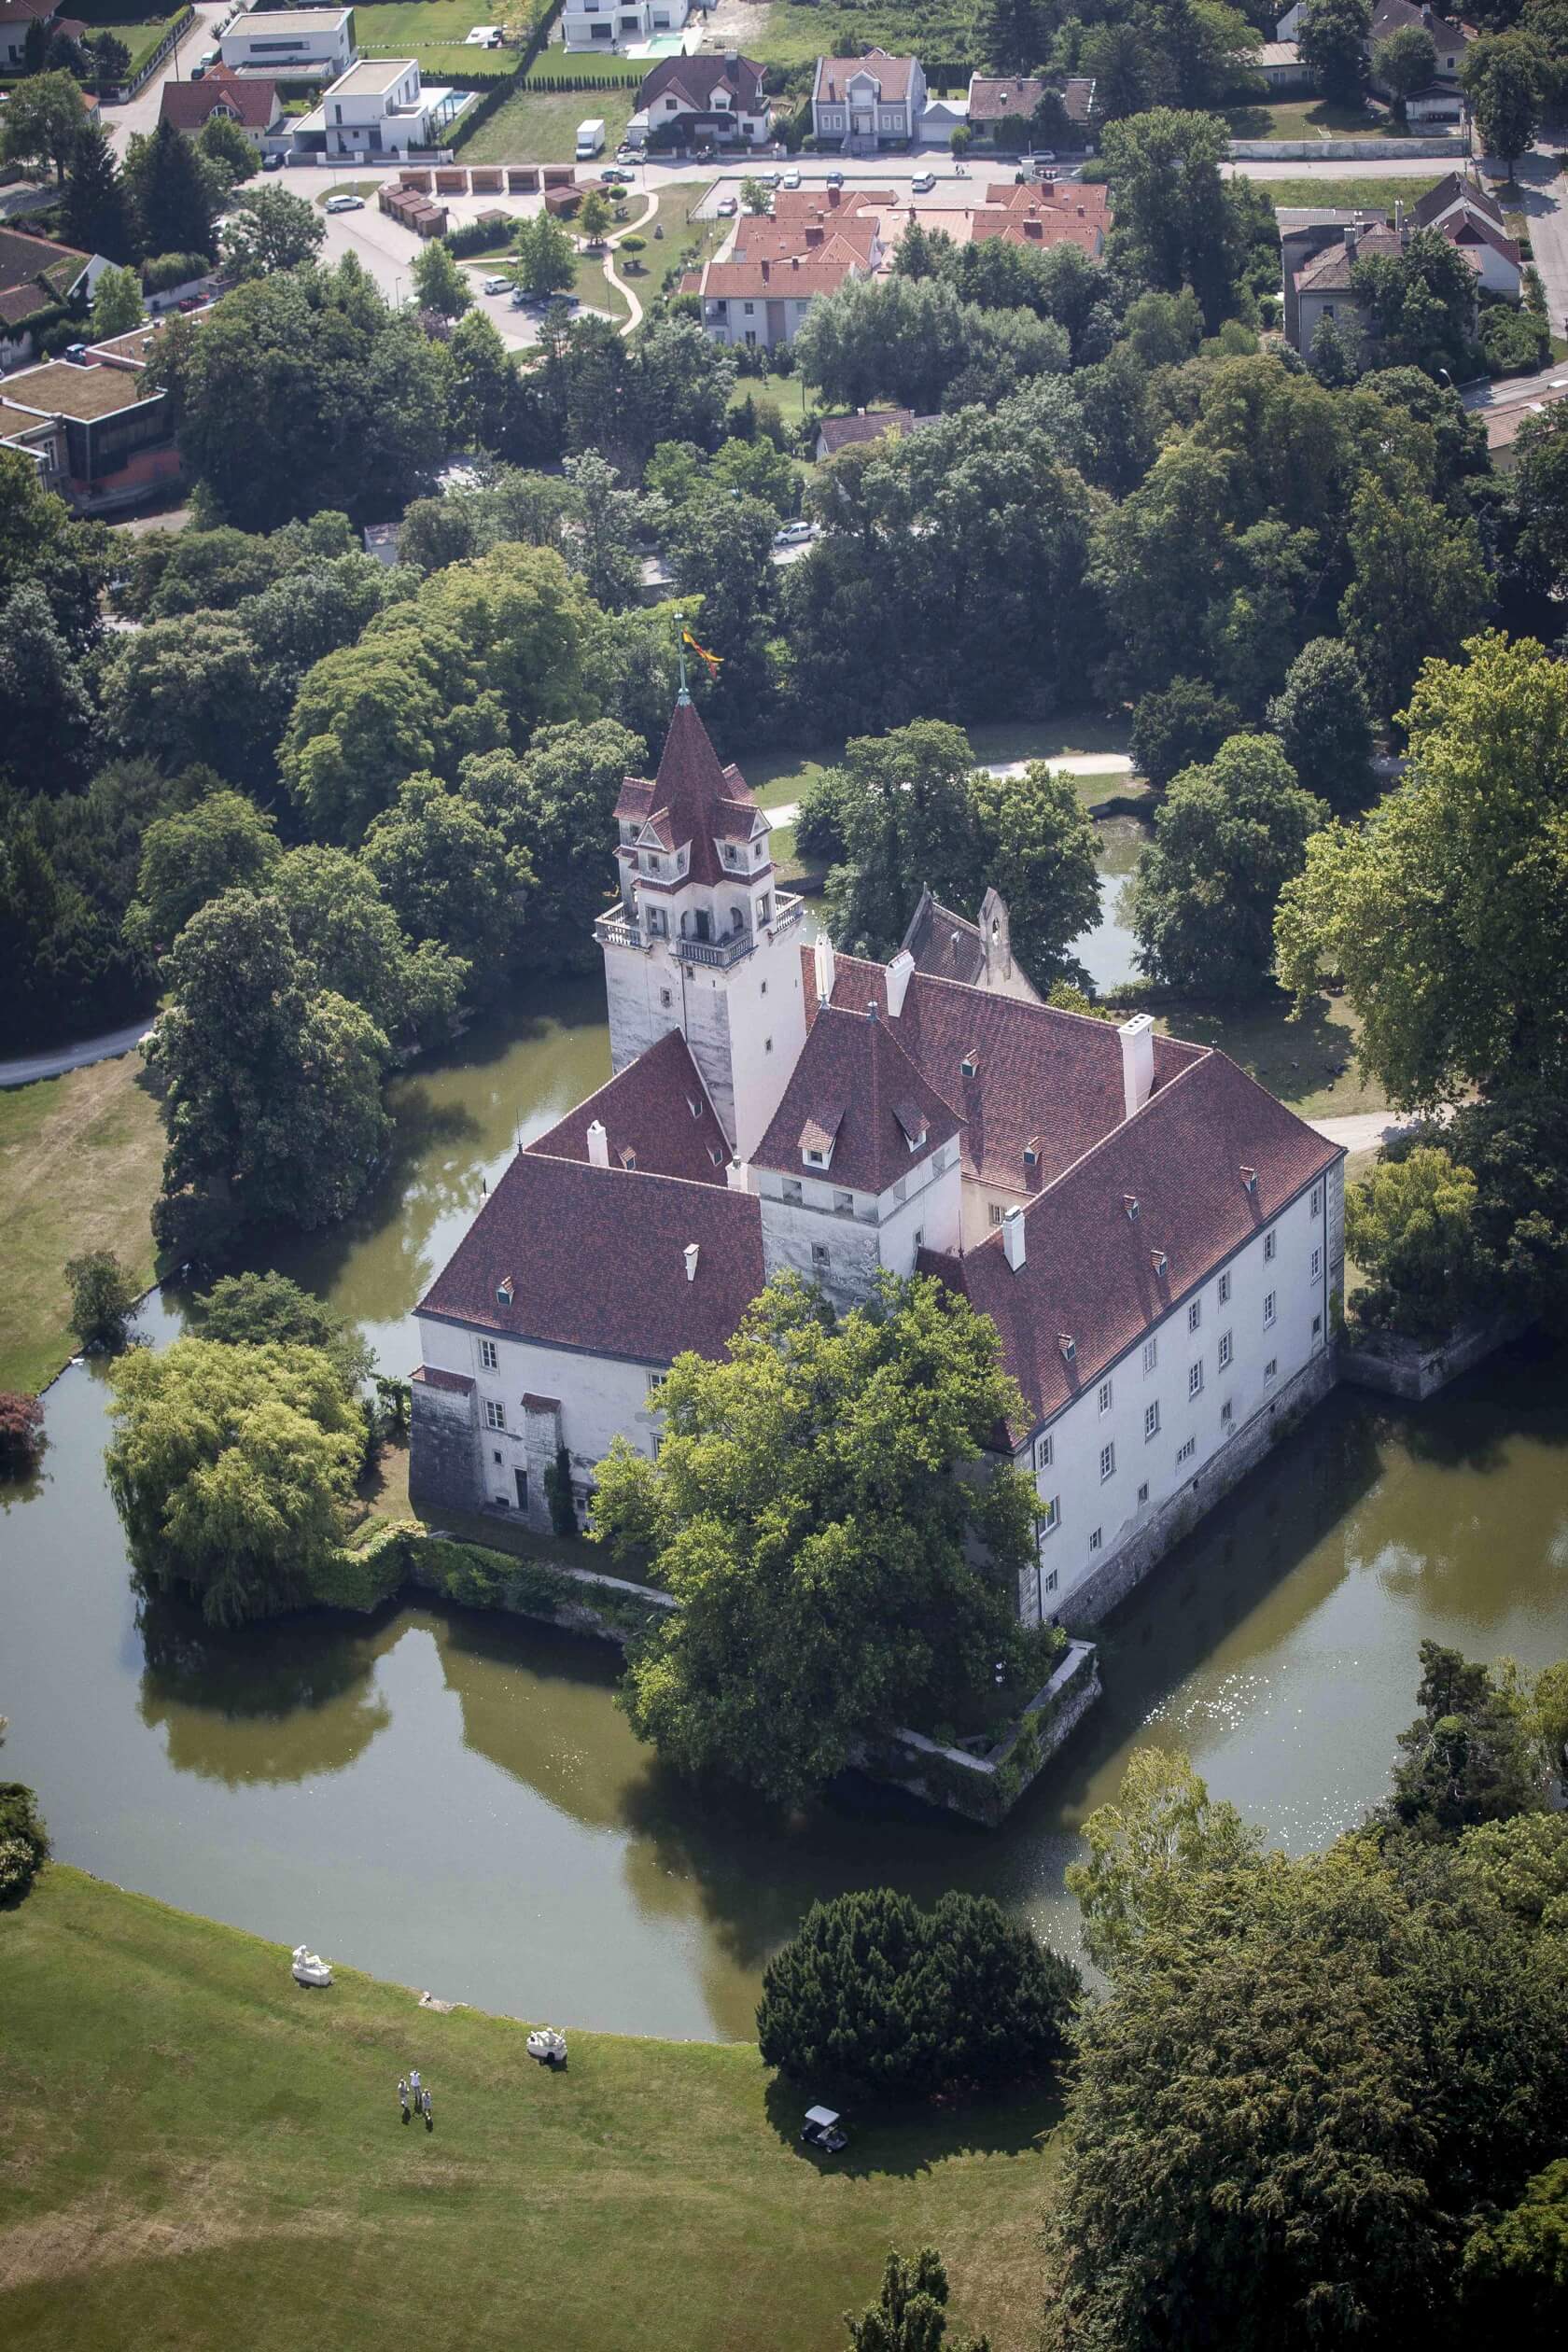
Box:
(687, 1097), (703, 1120)
(961, 1051), (979, 1078)
(1059, 1335), (1076, 1363)
(1240, 1166), (1258, 1194)
(496, 1277), (514, 1307)
(1124, 1195), (1140, 1221)
(1023, 1140), (1041, 1168)
(804, 1148), (826, 1168)
(620, 1147), (637, 1169)
(1150, 1249), (1168, 1275)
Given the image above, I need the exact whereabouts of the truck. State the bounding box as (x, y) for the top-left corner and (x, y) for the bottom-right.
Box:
(575, 118), (606, 161)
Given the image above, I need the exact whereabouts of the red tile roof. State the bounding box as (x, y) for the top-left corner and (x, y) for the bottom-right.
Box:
(613, 699), (763, 889)
(817, 407), (916, 455)
(815, 49), (917, 104)
(418, 1155), (765, 1366)
(637, 51), (767, 115)
(983, 178), (1110, 223)
(752, 1001), (962, 1194)
(922, 1051), (1340, 1436)
(902, 890), (985, 986)
(702, 252), (868, 301)
(804, 948), (1203, 1194)
(0, 0), (66, 23)
(529, 1029), (732, 1184)
(160, 72), (280, 132)
(771, 187), (891, 223)
(413, 1365), (473, 1394)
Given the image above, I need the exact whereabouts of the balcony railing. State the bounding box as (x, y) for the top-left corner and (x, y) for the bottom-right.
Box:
(676, 927), (754, 969)
(595, 912), (650, 953)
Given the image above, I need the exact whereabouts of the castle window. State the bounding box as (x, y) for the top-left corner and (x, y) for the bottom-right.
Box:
(1035, 1434), (1052, 1471)
(1218, 1331), (1232, 1370)
(1142, 1337), (1157, 1374)
(988, 1202), (1006, 1228)
(1265, 1229), (1277, 1263)
(805, 1148), (825, 1167)
(1188, 1361), (1203, 1398)
(1137, 1481), (1149, 1505)
(1218, 1270), (1230, 1306)
(660, 987), (672, 1008)
(812, 1242), (830, 1271)
(1144, 1402), (1159, 1440)
(1188, 1299), (1201, 1332)
(1098, 1379), (1113, 1414)
(782, 1178), (803, 1204)
(1099, 1442), (1115, 1483)
(480, 1339), (497, 1369)
(1311, 1185), (1323, 1217)
(1088, 1527), (1102, 1553)
(1177, 1435), (1196, 1465)
(1264, 1291), (1276, 1328)
(1221, 1400), (1234, 1429)
(1040, 1494), (1058, 1533)
(484, 1399), (507, 1431)
(833, 1189), (853, 1216)
(1265, 1356), (1278, 1383)
(1311, 1247), (1321, 1281)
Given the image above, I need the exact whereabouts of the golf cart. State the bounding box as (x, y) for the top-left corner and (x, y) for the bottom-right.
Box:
(800, 2105), (848, 2154)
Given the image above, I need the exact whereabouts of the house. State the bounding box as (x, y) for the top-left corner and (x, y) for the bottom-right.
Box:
(293, 58), (470, 161)
(0, 224), (98, 371)
(411, 692), (1344, 1629)
(561, 0), (689, 54)
(630, 49), (770, 147)
(1283, 196), (1508, 356)
(696, 206), (882, 350)
(811, 50), (926, 149)
(0, 324), (185, 511)
(1412, 172), (1521, 295)
(1246, 39), (1311, 91)
(217, 6), (356, 82)
(1366, 0), (1472, 88)
(964, 74), (1097, 146)
(160, 64), (284, 148)
(0, 0), (79, 69)
(815, 407), (929, 460)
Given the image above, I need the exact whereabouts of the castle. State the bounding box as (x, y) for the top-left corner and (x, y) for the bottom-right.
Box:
(410, 693), (1344, 1626)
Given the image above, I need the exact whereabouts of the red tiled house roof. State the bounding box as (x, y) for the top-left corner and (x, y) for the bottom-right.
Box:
(614, 700), (763, 889)
(529, 1029), (732, 1184)
(921, 1051), (1340, 1435)
(815, 49), (918, 104)
(0, 226), (91, 326)
(752, 1001), (962, 1195)
(418, 1156), (765, 1367)
(160, 70), (280, 132)
(637, 51), (767, 115)
(817, 407), (916, 455)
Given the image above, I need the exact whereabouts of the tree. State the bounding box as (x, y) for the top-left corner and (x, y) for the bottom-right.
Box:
(90, 262), (143, 340)
(979, 0), (1046, 74)
(220, 185), (326, 281)
(756, 1888), (1079, 2104)
(1383, 1639), (1544, 1836)
(576, 187), (613, 246)
(664, 483), (777, 720)
(846, 2248), (991, 2352)
(267, 844), (467, 1056)
(100, 614), (271, 789)
(590, 1274), (1044, 1805)
(149, 890), (392, 1250)
(511, 209), (576, 298)
(1448, 1089), (1568, 1332)
(61, 116), (135, 264)
(362, 773), (529, 973)
(1130, 678), (1243, 791)
(1375, 23), (1439, 110)
(0, 72), (86, 188)
(0, 1779), (49, 1901)
(969, 763), (1100, 989)
(1265, 636), (1376, 813)
(1351, 227), (1479, 379)
(1345, 1143), (1480, 1336)
(1276, 634), (1568, 1106)
(1510, 399), (1568, 591)
(196, 1269), (373, 1397)
(822, 723), (988, 960)
(562, 449), (642, 609)
(125, 790), (281, 953)
(1463, 2161), (1568, 2345)
(1463, 30), (1549, 174)
(1065, 1746), (1264, 1977)
(1099, 108), (1244, 332)
(739, 175), (771, 214)
(0, 584), (94, 791)
(1298, 0), (1373, 104)
(197, 110), (257, 189)
(447, 307), (525, 455)
(106, 1337), (364, 1626)
(411, 235), (472, 319)
(123, 119), (217, 260)
(1083, 20), (1154, 120)
(64, 1250), (140, 1352)
(0, 1392), (46, 1480)
(1128, 735), (1327, 996)
(1339, 474), (1491, 721)
(459, 717), (644, 971)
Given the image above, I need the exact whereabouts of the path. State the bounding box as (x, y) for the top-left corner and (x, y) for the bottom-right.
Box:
(0, 1021), (152, 1092)
(102, 0), (229, 155)
(601, 189), (658, 338)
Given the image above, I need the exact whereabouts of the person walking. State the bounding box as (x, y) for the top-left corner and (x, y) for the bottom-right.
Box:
(422, 2085), (433, 2132)
(409, 2065), (422, 2108)
(398, 2077), (411, 2123)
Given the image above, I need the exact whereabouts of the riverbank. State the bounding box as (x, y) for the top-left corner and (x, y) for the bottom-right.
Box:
(0, 1867), (1057, 2352)
(0, 1056), (164, 1395)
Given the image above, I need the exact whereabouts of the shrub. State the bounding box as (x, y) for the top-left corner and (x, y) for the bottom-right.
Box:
(0, 1392), (45, 1480)
(756, 1887), (1080, 2104)
(64, 1249), (140, 1352)
(142, 250), (212, 294)
(545, 1443), (577, 1536)
(1346, 1143), (1481, 1338)
(1480, 301), (1549, 376)
(0, 1783), (49, 1901)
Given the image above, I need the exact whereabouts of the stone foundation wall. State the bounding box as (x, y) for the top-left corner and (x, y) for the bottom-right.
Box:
(852, 1640), (1102, 1827)
(1062, 1349), (1337, 1627)
(1338, 1311), (1523, 1401)
(409, 1381), (483, 1516)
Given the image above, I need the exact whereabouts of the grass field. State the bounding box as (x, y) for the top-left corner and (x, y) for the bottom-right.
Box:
(1148, 988), (1377, 1123)
(0, 1056), (163, 1396)
(458, 86), (637, 164)
(0, 1868), (1058, 2352)
(1225, 97), (1409, 141)
(739, 713), (1137, 818)
(1247, 174), (1444, 213)
(354, 0), (525, 45)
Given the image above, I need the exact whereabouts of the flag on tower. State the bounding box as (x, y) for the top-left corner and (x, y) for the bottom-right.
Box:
(681, 629), (722, 676)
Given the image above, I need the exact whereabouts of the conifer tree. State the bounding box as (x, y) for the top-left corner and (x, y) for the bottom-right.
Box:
(62, 117), (137, 264)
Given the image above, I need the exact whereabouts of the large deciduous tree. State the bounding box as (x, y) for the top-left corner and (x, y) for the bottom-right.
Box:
(1345, 1143), (1481, 1336)
(590, 1274), (1043, 1805)
(1128, 734), (1327, 995)
(969, 762), (1101, 990)
(821, 722), (989, 960)
(126, 790), (281, 954)
(267, 844), (466, 1056)
(362, 773), (529, 974)
(1265, 635), (1376, 813)
(1463, 30), (1550, 173)
(458, 716), (644, 972)
(100, 616), (271, 789)
(1338, 473), (1491, 720)
(1275, 632), (1568, 1105)
(219, 185), (326, 281)
(1099, 107), (1244, 332)
(0, 71), (86, 187)
(1297, 0), (1373, 105)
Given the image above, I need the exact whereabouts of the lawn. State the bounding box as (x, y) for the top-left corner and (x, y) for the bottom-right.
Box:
(737, 713), (1138, 817)
(0, 1867), (1059, 2352)
(730, 368), (812, 428)
(1225, 97), (1408, 140)
(457, 85), (637, 164)
(0, 1055), (164, 1396)
(746, 0), (977, 70)
(1147, 988), (1379, 1123)
(1248, 174), (1444, 213)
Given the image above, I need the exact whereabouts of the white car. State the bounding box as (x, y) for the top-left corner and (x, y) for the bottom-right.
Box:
(780, 167), (802, 189)
(325, 193), (365, 214)
(716, 195), (736, 217)
(773, 519), (813, 547)
(911, 172), (935, 193)
(483, 274), (512, 296)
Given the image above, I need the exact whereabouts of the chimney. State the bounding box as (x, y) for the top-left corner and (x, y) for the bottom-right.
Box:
(814, 931), (836, 1002)
(865, 999), (879, 1023)
(725, 1157), (748, 1192)
(724, 46), (738, 65)
(1394, 198), (1404, 235)
(586, 1118), (609, 1168)
(1344, 224), (1358, 261)
(683, 1242), (699, 1282)
(1002, 1205), (1027, 1271)
(1119, 1013), (1155, 1120)
(885, 948), (915, 1018)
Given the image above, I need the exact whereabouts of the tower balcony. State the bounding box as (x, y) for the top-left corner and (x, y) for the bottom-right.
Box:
(673, 893), (804, 969)
(595, 912), (651, 953)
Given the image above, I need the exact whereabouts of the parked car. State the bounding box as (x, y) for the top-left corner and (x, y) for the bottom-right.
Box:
(911, 171), (935, 192)
(483, 274), (512, 296)
(602, 166), (634, 185)
(773, 519), (813, 547)
(825, 168), (845, 188)
(261, 152), (283, 170)
(715, 194), (736, 216)
(325, 193), (365, 213)
(780, 166), (802, 189)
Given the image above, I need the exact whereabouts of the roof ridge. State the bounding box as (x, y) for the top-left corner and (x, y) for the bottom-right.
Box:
(998, 1045), (1214, 1240)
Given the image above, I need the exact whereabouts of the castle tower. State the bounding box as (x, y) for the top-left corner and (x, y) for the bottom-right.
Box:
(595, 693), (808, 1160)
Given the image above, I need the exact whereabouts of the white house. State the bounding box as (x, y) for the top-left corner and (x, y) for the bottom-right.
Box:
(411, 693), (1344, 1626)
(630, 49), (770, 146)
(561, 0), (688, 51)
(218, 7), (356, 81)
(299, 57), (469, 161)
(811, 49), (926, 148)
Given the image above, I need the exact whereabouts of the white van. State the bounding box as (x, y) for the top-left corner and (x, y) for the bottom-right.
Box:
(575, 118), (606, 161)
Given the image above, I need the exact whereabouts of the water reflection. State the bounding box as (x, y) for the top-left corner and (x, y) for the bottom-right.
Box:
(136, 1591), (395, 1786)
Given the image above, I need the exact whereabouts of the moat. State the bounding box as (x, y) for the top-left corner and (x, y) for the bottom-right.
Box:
(2, 979), (1564, 2040)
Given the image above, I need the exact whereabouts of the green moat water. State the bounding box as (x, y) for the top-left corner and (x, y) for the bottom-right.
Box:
(2, 979), (1564, 2039)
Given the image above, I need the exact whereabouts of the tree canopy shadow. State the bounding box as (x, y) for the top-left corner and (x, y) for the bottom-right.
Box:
(760, 2066), (1064, 2178)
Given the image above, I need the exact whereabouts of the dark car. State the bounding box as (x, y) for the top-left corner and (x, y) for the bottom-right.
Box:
(261, 151), (283, 172)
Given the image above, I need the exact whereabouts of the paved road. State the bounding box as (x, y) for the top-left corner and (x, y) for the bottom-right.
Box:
(0, 1021), (151, 1092)
(102, 1), (230, 154)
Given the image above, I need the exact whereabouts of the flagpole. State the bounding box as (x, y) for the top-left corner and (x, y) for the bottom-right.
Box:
(675, 609), (690, 705)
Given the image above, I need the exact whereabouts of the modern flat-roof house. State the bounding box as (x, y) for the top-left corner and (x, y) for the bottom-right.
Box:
(0, 224), (100, 371)
(0, 325), (186, 511)
(160, 63), (284, 147)
(561, 0), (689, 52)
(218, 6), (356, 81)
(630, 49), (770, 146)
(292, 57), (469, 161)
(410, 693), (1344, 1629)
(812, 50), (926, 149)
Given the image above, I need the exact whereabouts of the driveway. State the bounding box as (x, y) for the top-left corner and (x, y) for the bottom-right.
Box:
(102, 0), (230, 154)
(0, 1021), (152, 1091)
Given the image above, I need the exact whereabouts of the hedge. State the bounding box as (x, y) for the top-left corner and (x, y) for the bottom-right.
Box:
(520, 61), (644, 89)
(311, 1521), (667, 1642)
(142, 249), (212, 291)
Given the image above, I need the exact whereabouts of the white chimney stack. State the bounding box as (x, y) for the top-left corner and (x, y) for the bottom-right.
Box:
(725, 1158), (748, 1192)
(683, 1242), (699, 1282)
(813, 930), (836, 1003)
(885, 947), (915, 1018)
(1119, 1014), (1155, 1121)
(1002, 1204), (1027, 1271)
(586, 1118), (609, 1168)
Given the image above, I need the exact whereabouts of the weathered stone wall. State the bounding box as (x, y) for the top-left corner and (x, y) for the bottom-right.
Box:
(409, 1380), (483, 1515)
(1339, 1311), (1524, 1401)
